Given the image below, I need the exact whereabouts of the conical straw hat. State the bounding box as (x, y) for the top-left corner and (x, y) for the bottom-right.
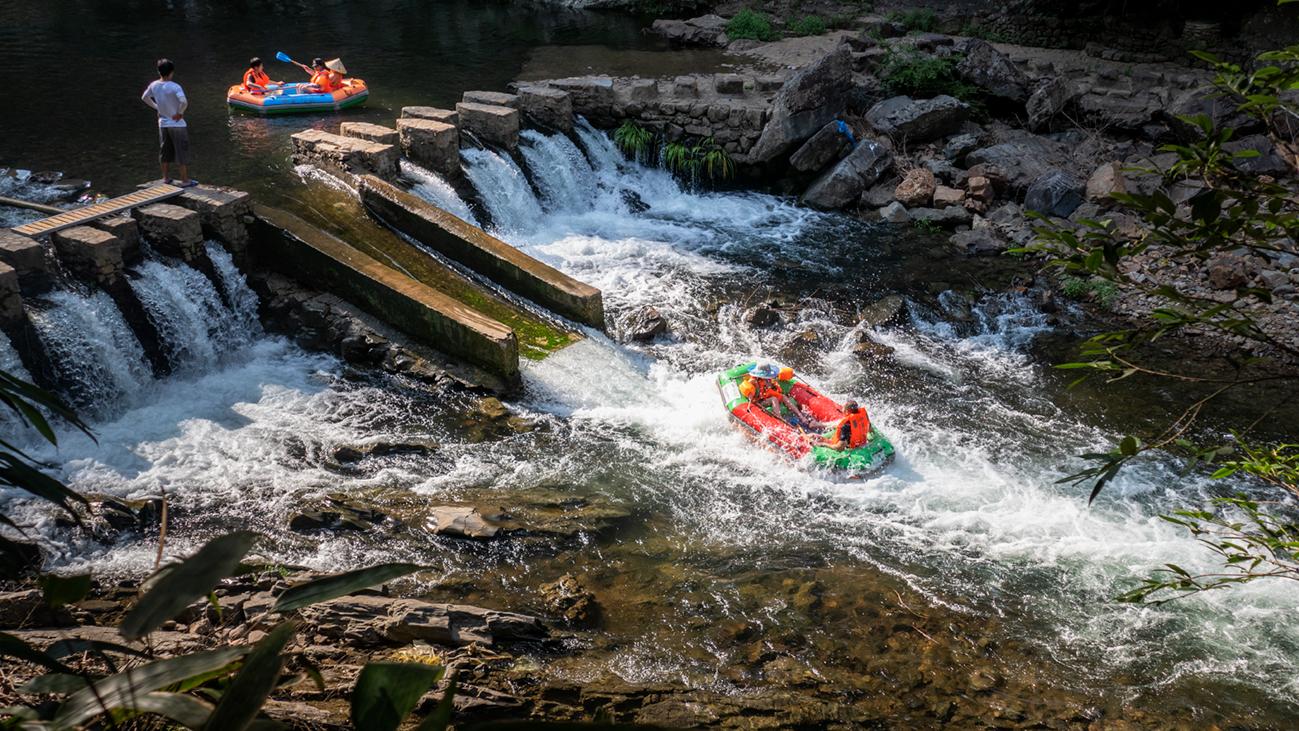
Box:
(325, 58), (347, 74)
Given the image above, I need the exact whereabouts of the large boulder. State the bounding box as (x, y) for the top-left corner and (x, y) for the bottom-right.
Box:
(865, 95), (969, 144)
(956, 40), (1030, 105)
(649, 15), (729, 47)
(1026, 78), (1081, 132)
(1085, 161), (1126, 203)
(1024, 169), (1085, 218)
(1074, 91), (1162, 132)
(894, 168), (936, 207)
(789, 120), (855, 173)
(1225, 134), (1293, 177)
(801, 139), (894, 210)
(1164, 86), (1265, 142)
(965, 131), (1069, 192)
(749, 46), (854, 163)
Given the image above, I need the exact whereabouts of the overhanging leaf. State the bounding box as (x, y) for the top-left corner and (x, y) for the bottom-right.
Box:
(351, 662), (442, 731)
(273, 563), (421, 614)
(120, 532), (258, 641)
(0, 631), (73, 674)
(128, 691), (216, 728)
(204, 622), (296, 731)
(416, 673), (457, 731)
(39, 573), (91, 609)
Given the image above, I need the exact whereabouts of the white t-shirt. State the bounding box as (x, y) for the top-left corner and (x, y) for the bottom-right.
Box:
(142, 79), (188, 128)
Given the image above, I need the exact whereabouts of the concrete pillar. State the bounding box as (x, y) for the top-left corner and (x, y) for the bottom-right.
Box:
(397, 119), (460, 178)
(462, 90), (519, 109)
(0, 230), (50, 293)
(133, 203), (203, 261)
(455, 103), (520, 150)
(401, 106), (459, 125)
(51, 226), (124, 286)
(176, 185), (254, 252)
(0, 263), (22, 325)
(290, 129), (399, 181)
(92, 215), (142, 262)
(518, 86), (574, 132)
(340, 122), (399, 146)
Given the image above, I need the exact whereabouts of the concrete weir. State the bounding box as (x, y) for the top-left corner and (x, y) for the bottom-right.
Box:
(252, 205), (520, 380)
(357, 175), (605, 329)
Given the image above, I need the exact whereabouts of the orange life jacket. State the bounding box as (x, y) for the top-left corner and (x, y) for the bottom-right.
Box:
(838, 410), (871, 448)
(244, 68), (270, 90)
(310, 70), (339, 91)
(744, 375), (783, 402)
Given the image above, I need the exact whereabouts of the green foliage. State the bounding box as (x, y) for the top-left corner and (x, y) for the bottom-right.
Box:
(663, 137), (735, 184)
(888, 8), (938, 33)
(879, 51), (977, 100)
(612, 120), (653, 159)
(787, 15), (827, 37)
(912, 218), (942, 235)
(1059, 275), (1119, 309)
(120, 532), (258, 640)
(726, 8), (778, 42)
(958, 22), (1011, 43)
(273, 562), (423, 613)
(352, 663), (444, 731)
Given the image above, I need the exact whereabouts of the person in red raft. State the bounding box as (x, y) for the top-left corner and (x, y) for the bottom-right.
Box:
(738, 361), (873, 450)
(290, 57), (346, 92)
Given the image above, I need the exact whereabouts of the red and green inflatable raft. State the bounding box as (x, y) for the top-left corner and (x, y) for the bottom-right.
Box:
(717, 362), (895, 477)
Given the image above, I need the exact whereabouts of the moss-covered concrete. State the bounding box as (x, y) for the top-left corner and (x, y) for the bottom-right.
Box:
(358, 175), (606, 329)
(252, 205), (520, 381)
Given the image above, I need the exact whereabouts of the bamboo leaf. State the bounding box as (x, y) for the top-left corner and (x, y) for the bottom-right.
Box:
(351, 662), (442, 731)
(273, 563), (421, 613)
(120, 532), (258, 640)
(204, 622), (296, 731)
(415, 674), (457, 731)
(39, 573), (91, 609)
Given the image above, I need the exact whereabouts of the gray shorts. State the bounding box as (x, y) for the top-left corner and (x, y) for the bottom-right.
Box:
(159, 126), (190, 165)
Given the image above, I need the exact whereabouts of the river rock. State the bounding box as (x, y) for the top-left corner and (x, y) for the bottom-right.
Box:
(649, 14), (729, 47)
(966, 132), (1068, 192)
(539, 573), (600, 627)
(749, 46), (853, 163)
(966, 175), (994, 204)
(1024, 170), (1085, 218)
(788, 121), (854, 174)
(865, 95), (969, 144)
(290, 496), (390, 534)
(745, 304), (782, 328)
(331, 438), (439, 463)
(1164, 85), (1265, 142)
(517, 86), (573, 133)
(1026, 77), (1081, 132)
(428, 506), (499, 539)
(1225, 134), (1293, 177)
(932, 185), (966, 209)
(862, 178), (900, 207)
(894, 168), (936, 207)
(943, 132), (981, 162)
(1085, 162), (1127, 203)
(299, 594), (547, 647)
(858, 295), (908, 329)
(910, 206), (973, 228)
(801, 139), (893, 210)
(0, 590), (74, 629)
(1208, 253), (1252, 290)
(879, 201), (910, 223)
(627, 305), (668, 342)
(951, 228), (1007, 255)
(956, 40), (1029, 105)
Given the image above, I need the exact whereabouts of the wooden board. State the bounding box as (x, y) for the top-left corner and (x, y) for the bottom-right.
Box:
(12, 184), (183, 237)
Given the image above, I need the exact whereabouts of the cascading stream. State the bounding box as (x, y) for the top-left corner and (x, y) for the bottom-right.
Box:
(400, 160), (479, 225)
(460, 147), (543, 236)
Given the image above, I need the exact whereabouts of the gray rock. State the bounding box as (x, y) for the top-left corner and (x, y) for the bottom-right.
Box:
(1024, 170), (1085, 218)
(802, 139), (894, 210)
(1225, 134), (1293, 177)
(859, 295), (908, 328)
(1085, 161), (1127, 203)
(966, 132), (1069, 192)
(1026, 77), (1080, 132)
(749, 46), (854, 163)
(1075, 92), (1162, 132)
(951, 228), (1007, 255)
(865, 95), (969, 144)
(627, 306), (668, 342)
(879, 201), (910, 223)
(910, 206), (973, 228)
(956, 40), (1030, 104)
(943, 133), (981, 162)
(300, 594), (546, 647)
(1260, 270), (1290, 289)
(649, 14), (729, 47)
(1164, 85), (1265, 142)
(789, 121), (854, 173)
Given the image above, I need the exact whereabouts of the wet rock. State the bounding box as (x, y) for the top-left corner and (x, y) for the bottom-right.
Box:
(788, 121), (854, 174)
(290, 496), (391, 534)
(968, 668), (1003, 692)
(428, 506), (500, 540)
(866, 95), (969, 144)
(0, 590), (75, 629)
(861, 178), (900, 208)
(539, 573), (601, 627)
(1024, 170), (1085, 218)
(1026, 77), (1080, 132)
(801, 139), (893, 210)
(299, 594), (547, 647)
(858, 295), (908, 329)
(910, 206), (974, 228)
(932, 185), (967, 209)
(744, 304), (782, 328)
(956, 40), (1030, 105)
(476, 397), (510, 420)
(1085, 162), (1127, 203)
(894, 168), (936, 207)
(852, 336), (896, 358)
(951, 228), (1008, 256)
(331, 438), (438, 463)
(879, 201), (910, 223)
(791, 580), (824, 615)
(649, 14), (729, 47)
(750, 46), (853, 163)
(626, 305), (668, 342)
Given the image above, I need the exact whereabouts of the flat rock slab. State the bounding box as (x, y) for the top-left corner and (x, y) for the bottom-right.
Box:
(340, 121), (399, 146)
(428, 505), (499, 539)
(456, 102), (520, 150)
(402, 106), (459, 125)
(291, 129), (399, 180)
(463, 90), (519, 109)
(0, 229), (49, 290)
(299, 594), (547, 647)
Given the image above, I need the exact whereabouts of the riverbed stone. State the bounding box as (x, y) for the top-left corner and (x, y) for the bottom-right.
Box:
(91, 215), (141, 262)
(518, 86), (573, 132)
(788, 121), (853, 173)
(1024, 170), (1085, 218)
(932, 185), (967, 209)
(749, 45), (853, 163)
(402, 106), (459, 125)
(802, 139), (893, 210)
(456, 102), (520, 150)
(0, 229), (49, 292)
(966, 132), (1069, 192)
(866, 95), (969, 144)
(51, 226), (123, 286)
(428, 506), (499, 539)
(0, 263), (21, 324)
(879, 201), (910, 223)
(298, 593), (547, 647)
(627, 305), (668, 342)
(340, 122), (399, 146)
(1085, 162), (1127, 203)
(539, 574), (600, 627)
(859, 295), (908, 329)
(650, 14), (729, 47)
(398, 119), (460, 178)
(956, 39), (1030, 105)
(910, 206), (973, 228)
(463, 90), (519, 109)
(176, 185), (254, 250)
(133, 203), (203, 261)
(895, 168), (936, 207)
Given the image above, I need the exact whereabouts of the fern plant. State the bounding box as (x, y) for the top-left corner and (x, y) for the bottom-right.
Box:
(613, 120), (654, 160)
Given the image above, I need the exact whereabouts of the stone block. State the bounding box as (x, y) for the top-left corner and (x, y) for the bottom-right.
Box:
(91, 216), (141, 262)
(756, 75), (785, 93)
(0, 262), (21, 324)
(518, 86), (574, 132)
(291, 129), (399, 180)
(52, 226), (123, 285)
(397, 119), (460, 178)
(548, 77), (615, 109)
(340, 122), (399, 146)
(133, 203), (203, 261)
(462, 90), (519, 109)
(932, 185), (967, 209)
(626, 79), (658, 102)
(714, 74), (745, 95)
(456, 102), (520, 150)
(673, 76), (699, 97)
(176, 185), (254, 249)
(401, 106), (459, 125)
(0, 229), (49, 292)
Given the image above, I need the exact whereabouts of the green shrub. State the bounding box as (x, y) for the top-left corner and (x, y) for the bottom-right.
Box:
(879, 51), (977, 100)
(613, 120), (654, 159)
(889, 8), (938, 33)
(788, 15), (827, 37)
(727, 8), (778, 41)
(663, 137), (735, 184)
(1060, 275), (1119, 308)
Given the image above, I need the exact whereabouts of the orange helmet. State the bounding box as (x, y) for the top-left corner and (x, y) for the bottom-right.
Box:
(778, 367), (794, 381)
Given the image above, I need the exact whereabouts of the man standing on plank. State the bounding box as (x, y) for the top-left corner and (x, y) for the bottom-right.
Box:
(141, 58), (196, 187)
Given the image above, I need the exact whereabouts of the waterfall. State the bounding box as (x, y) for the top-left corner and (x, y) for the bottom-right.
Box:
(28, 290), (151, 412)
(0, 331), (29, 381)
(400, 160), (479, 225)
(129, 258), (248, 373)
(519, 129), (595, 212)
(207, 243), (263, 337)
(460, 147), (544, 235)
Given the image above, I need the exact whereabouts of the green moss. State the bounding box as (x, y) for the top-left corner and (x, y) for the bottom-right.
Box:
(1060, 275), (1120, 309)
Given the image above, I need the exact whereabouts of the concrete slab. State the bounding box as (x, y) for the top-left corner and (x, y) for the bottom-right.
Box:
(91, 216), (141, 262)
(340, 122), (399, 146)
(463, 90), (519, 109)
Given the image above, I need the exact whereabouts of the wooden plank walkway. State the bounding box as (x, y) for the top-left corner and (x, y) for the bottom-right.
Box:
(12, 184), (183, 237)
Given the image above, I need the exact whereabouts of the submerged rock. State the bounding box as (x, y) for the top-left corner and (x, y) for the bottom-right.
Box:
(290, 496), (392, 534)
(626, 305), (669, 342)
(539, 573), (601, 627)
(745, 304), (782, 328)
(858, 295), (908, 329)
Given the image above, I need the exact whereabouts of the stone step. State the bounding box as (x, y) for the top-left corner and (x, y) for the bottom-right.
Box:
(455, 102), (520, 150)
(396, 119), (459, 178)
(462, 90), (519, 109)
(339, 121), (399, 146)
(401, 106), (459, 125)
(290, 129), (398, 180)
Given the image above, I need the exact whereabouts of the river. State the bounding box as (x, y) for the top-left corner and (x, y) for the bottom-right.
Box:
(2, 1), (1297, 727)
